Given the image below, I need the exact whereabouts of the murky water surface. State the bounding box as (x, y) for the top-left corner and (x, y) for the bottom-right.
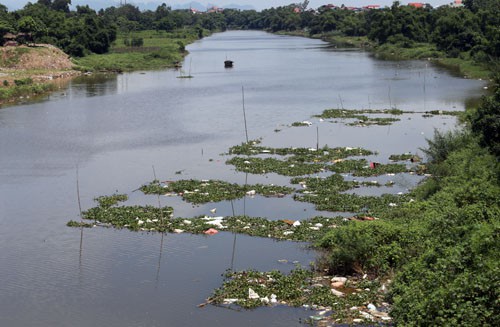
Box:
(0, 31), (485, 326)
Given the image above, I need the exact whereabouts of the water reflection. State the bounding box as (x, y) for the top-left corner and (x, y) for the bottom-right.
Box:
(69, 73), (118, 98)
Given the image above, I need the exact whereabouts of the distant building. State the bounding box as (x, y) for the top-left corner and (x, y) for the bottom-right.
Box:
(2, 32), (33, 46)
(451, 0), (464, 7)
(408, 2), (425, 8)
(207, 6), (224, 13)
(363, 5), (381, 10)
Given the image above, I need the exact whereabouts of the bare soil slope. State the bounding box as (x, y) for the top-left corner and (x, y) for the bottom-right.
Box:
(0, 44), (79, 84)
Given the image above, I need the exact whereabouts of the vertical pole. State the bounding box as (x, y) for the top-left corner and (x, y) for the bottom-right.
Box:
(242, 86), (249, 143)
(316, 126), (319, 151)
(230, 200), (237, 270)
(76, 165), (83, 222)
(152, 165), (164, 224)
(388, 85), (392, 109)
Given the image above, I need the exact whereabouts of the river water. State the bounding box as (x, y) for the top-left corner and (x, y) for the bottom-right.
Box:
(0, 31), (485, 326)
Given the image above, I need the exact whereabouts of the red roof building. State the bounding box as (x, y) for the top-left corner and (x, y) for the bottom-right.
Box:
(408, 2), (424, 8)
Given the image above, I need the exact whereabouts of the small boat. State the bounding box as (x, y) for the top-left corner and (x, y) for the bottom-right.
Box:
(224, 60), (233, 68)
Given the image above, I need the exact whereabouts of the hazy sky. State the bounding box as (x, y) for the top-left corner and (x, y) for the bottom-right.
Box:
(0, 0), (455, 11)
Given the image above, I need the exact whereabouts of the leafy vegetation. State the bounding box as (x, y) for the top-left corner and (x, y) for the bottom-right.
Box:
(207, 267), (392, 324)
(0, 81), (56, 102)
(315, 84), (500, 325)
(228, 140), (373, 158)
(140, 179), (293, 204)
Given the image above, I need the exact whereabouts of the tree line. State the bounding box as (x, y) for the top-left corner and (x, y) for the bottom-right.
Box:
(0, 1), (498, 64)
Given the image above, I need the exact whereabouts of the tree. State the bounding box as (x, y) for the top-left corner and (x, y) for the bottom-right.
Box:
(470, 77), (500, 158)
(17, 16), (47, 41)
(431, 7), (483, 55)
(52, 0), (71, 12)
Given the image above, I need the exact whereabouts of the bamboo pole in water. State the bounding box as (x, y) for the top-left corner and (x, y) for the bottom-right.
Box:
(242, 86), (249, 143)
(152, 165), (164, 225)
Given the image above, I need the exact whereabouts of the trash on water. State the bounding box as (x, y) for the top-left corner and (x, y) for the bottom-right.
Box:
(248, 288), (259, 299)
(204, 228), (218, 235)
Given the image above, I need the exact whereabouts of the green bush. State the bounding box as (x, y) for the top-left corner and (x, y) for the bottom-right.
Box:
(13, 77), (33, 86)
(388, 144), (500, 325)
(317, 219), (422, 275)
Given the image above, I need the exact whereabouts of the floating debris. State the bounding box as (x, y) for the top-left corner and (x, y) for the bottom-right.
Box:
(140, 179), (293, 204)
(291, 120), (313, 127)
(227, 140), (373, 159)
(205, 267), (391, 324)
(389, 153), (422, 162)
(313, 108), (404, 126)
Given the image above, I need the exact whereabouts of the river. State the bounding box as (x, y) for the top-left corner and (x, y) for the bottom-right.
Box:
(0, 31), (486, 326)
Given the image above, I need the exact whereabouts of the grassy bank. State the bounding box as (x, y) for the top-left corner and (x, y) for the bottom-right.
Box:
(278, 30), (374, 49)
(73, 29), (203, 72)
(374, 42), (492, 80)
(0, 81), (57, 105)
(280, 30), (493, 80)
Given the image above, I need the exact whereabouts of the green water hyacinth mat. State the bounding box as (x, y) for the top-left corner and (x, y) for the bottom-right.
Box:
(140, 179), (294, 204)
(68, 199), (351, 242)
(204, 267), (392, 324)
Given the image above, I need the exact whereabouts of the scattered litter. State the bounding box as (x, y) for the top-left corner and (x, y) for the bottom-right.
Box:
(331, 288), (345, 297)
(248, 288), (259, 299)
(204, 228), (218, 235)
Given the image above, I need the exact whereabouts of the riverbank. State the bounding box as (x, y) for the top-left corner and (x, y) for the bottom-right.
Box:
(280, 30), (493, 80)
(73, 29), (203, 73)
(0, 44), (80, 106)
(0, 28), (205, 107)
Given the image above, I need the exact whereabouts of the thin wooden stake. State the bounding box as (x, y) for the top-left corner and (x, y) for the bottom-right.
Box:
(388, 85), (393, 109)
(76, 165), (83, 222)
(316, 126), (319, 151)
(152, 165), (164, 224)
(76, 165), (84, 271)
(230, 199), (237, 271)
(242, 86), (249, 143)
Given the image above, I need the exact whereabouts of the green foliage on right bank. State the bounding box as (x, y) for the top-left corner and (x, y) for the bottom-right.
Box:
(316, 78), (500, 325)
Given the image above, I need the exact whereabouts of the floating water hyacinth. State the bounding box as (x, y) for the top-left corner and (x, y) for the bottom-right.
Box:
(314, 108), (405, 120)
(226, 157), (326, 176)
(140, 179), (294, 204)
(389, 153), (422, 162)
(227, 140), (373, 159)
(205, 267), (391, 324)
